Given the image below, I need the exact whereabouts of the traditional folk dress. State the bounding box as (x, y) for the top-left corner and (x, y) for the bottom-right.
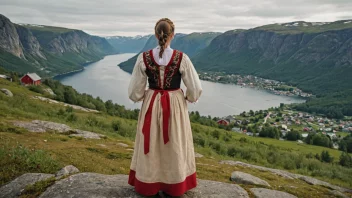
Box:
(128, 46), (202, 196)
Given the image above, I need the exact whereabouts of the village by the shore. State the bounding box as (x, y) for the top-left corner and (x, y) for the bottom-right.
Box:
(199, 72), (313, 98)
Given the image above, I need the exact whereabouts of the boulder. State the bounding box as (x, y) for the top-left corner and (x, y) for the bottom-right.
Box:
(55, 165), (80, 178)
(32, 120), (71, 133)
(0, 88), (13, 97)
(250, 188), (297, 198)
(231, 171), (270, 187)
(194, 152), (204, 158)
(117, 143), (129, 147)
(70, 129), (106, 139)
(0, 173), (54, 198)
(39, 173), (249, 198)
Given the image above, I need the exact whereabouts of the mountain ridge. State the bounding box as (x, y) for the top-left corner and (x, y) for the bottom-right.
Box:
(118, 32), (221, 73)
(0, 14), (116, 77)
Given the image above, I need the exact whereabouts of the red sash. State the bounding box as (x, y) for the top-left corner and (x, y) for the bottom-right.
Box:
(142, 88), (180, 154)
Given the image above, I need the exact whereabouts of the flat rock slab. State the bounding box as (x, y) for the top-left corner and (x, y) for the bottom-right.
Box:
(69, 130), (106, 139)
(231, 171), (270, 187)
(55, 165), (80, 178)
(40, 173), (249, 198)
(32, 96), (99, 113)
(0, 173), (54, 198)
(250, 188), (297, 198)
(13, 120), (105, 139)
(221, 160), (351, 193)
(13, 120), (71, 133)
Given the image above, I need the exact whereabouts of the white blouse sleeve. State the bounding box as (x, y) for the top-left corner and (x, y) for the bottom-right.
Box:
(180, 54), (202, 102)
(128, 53), (147, 102)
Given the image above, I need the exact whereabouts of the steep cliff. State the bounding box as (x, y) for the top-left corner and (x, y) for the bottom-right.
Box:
(192, 21), (352, 95)
(0, 14), (116, 76)
(0, 15), (24, 58)
(119, 32), (220, 73)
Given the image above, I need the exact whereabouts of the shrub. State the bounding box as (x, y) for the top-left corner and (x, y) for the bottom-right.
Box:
(66, 113), (78, 122)
(28, 85), (45, 94)
(339, 152), (352, 167)
(111, 120), (121, 132)
(321, 151), (333, 163)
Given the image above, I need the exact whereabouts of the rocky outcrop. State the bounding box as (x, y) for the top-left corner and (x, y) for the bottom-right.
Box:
(39, 173), (249, 198)
(0, 173), (54, 198)
(55, 165), (80, 178)
(220, 160), (351, 193)
(0, 14), (116, 77)
(12, 120), (106, 139)
(0, 14), (24, 58)
(231, 171), (270, 187)
(32, 96), (99, 112)
(15, 25), (46, 59)
(250, 188), (297, 198)
(0, 88), (13, 97)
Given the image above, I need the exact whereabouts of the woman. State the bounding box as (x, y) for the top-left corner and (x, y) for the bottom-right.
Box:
(128, 18), (202, 197)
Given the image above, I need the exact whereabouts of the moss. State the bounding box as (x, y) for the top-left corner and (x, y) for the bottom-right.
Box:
(20, 177), (56, 198)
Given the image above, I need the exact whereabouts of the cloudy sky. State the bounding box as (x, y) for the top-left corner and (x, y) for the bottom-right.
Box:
(1, 0), (352, 36)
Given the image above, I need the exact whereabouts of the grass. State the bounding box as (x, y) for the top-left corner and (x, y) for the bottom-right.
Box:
(20, 177), (56, 198)
(1, 79), (352, 198)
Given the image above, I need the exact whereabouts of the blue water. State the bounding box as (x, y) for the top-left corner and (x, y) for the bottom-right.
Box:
(57, 53), (305, 117)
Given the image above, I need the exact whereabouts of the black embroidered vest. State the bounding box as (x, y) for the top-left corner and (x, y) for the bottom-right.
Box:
(143, 50), (183, 90)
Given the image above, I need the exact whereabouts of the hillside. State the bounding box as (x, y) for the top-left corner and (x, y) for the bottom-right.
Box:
(191, 20), (352, 117)
(105, 35), (152, 53)
(0, 14), (116, 77)
(119, 32), (221, 73)
(0, 73), (352, 197)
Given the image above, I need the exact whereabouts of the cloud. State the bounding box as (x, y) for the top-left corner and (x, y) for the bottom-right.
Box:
(0, 0), (351, 36)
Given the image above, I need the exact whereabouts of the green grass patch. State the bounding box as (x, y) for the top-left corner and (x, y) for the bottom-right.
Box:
(20, 177), (56, 198)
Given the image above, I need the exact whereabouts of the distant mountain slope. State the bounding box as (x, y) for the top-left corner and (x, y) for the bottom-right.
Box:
(105, 35), (152, 53)
(0, 14), (116, 77)
(192, 20), (352, 95)
(191, 20), (352, 118)
(119, 32), (221, 73)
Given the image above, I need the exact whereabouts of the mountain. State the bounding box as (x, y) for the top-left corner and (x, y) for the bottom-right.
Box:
(193, 20), (352, 95)
(192, 20), (352, 117)
(0, 14), (116, 77)
(119, 32), (221, 73)
(105, 35), (152, 53)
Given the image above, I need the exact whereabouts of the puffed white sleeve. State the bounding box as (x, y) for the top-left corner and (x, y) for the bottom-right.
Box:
(180, 54), (202, 102)
(128, 53), (147, 102)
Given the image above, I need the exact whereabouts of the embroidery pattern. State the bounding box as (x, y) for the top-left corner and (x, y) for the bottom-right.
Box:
(143, 51), (160, 88)
(164, 51), (182, 88)
(143, 50), (182, 89)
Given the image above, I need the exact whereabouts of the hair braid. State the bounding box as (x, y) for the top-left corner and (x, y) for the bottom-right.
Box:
(155, 18), (175, 58)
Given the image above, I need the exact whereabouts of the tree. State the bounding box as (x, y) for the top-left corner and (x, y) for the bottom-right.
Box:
(286, 130), (302, 141)
(339, 152), (352, 167)
(321, 151), (333, 163)
(339, 135), (352, 153)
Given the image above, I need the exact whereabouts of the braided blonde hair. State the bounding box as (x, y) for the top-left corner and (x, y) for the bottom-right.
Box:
(155, 18), (175, 58)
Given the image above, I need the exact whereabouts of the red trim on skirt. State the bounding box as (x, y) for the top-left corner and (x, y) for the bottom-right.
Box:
(128, 170), (197, 196)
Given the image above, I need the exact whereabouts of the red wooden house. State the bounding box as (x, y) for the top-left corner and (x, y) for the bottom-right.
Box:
(21, 73), (41, 86)
(217, 119), (229, 126)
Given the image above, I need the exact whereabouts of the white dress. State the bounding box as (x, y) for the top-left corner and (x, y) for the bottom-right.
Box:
(127, 45), (202, 196)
